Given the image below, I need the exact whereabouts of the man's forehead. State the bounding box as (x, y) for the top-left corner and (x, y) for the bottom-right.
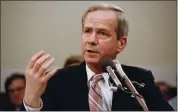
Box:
(83, 22), (111, 31)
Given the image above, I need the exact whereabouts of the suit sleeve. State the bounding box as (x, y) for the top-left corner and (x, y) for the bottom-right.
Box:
(141, 70), (174, 111)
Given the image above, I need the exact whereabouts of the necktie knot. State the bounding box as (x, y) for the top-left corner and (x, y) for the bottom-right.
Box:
(92, 74), (103, 84)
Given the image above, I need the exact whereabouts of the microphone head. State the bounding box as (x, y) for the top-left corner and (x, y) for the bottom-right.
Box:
(99, 56), (115, 72)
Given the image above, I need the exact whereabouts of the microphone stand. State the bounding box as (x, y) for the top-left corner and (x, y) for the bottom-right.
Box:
(112, 61), (149, 111)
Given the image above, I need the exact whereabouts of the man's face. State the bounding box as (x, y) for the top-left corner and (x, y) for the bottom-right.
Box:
(82, 10), (120, 65)
(8, 79), (25, 105)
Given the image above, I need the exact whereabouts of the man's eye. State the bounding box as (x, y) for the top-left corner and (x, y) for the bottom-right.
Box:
(98, 32), (108, 36)
(84, 30), (90, 33)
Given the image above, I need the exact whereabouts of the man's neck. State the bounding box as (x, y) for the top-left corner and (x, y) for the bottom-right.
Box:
(86, 63), (103, 74)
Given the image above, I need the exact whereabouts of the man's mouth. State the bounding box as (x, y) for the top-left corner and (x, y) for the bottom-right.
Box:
(87, 50), (97, 53)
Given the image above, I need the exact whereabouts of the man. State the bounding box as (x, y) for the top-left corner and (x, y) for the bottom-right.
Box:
(22, 3), (174, 111)
(156, 81), (172, 101)
(2, 73), (25, 111)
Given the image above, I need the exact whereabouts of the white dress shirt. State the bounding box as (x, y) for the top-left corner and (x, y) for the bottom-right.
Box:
(24, 64), (113, 111)
(86, 64), (113, 111)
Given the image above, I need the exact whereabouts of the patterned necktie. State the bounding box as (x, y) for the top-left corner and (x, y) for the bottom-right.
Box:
(89, 74), (103, 111)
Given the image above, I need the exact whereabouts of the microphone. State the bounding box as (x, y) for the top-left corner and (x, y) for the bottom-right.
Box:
(112, 60), (126, 79)
(99, 57), (149, 111)
(99, 56), (123, 91)
(112, 60), (149, 111)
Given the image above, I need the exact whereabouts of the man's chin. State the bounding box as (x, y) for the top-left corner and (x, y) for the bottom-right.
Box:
(85, 58), (99, 65)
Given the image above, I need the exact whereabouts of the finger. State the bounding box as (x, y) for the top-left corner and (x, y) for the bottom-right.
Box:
(33, 54), (51, 73)
(27, 50), (44, 69)
(43, 68), (58, 81)
(38, 58), (55, 76)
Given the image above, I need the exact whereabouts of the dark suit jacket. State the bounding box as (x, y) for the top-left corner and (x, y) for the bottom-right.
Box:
(21, 62), (174, 111)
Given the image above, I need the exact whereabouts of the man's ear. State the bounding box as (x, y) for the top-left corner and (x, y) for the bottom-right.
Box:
(117, 36), (127, 53)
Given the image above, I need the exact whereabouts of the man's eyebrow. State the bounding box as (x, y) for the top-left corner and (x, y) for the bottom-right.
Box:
(83, 26), (109, 31)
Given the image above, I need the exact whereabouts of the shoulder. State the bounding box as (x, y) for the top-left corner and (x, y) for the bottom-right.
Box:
(56, 61), (86, 76)
(121, 64), (154, 81)
(122, 64), (151, 73)
(47, 61), (86, 85)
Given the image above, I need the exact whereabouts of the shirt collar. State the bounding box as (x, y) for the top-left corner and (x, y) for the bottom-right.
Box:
(86, 64), (110, 85)
(86, 64), (95, 82)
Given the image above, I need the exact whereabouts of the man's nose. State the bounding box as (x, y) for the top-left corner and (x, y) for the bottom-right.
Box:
(87, 32), (98, 45)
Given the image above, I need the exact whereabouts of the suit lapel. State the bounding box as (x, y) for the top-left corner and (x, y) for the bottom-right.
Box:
(75, 62), (90, 110)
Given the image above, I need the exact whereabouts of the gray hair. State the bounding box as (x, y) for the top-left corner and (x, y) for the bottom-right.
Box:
(81, 3), (129, 40)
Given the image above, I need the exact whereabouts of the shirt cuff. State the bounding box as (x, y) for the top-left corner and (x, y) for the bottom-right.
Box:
(23, 98), (43, 111)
